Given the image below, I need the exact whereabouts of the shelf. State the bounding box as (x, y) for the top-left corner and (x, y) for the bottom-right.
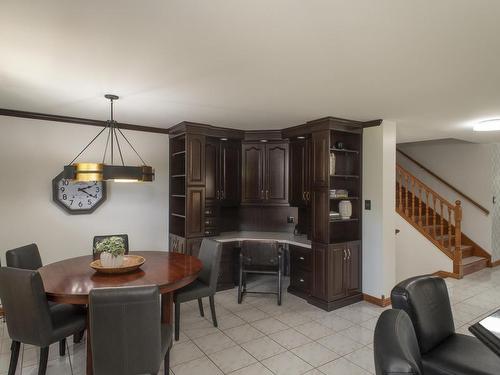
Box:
(330, 148), (359, 154)
(171, 150), (186, 157)
(171, 174), (186, 178)
(171, 213), (186, 219)
(171, 194), (186, 198)
(330, 174), (359, 179)
(330, 196), (359, 200)
(329, 218), (359, 223)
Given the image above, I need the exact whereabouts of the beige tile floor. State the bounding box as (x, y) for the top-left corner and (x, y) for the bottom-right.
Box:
(2, 266), (500, 374)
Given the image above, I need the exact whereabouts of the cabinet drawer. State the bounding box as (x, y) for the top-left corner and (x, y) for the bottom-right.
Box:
(290, 269), (311, 294)
(290, 247), (312, 271)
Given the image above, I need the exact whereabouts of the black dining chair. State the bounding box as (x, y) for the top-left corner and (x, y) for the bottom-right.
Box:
(92, 234), (129, 259)
(89, 285), (172, 375)
(391, 275), (500, 374)
(5, 243), (85, 344)
(238, 241), (284, 305)
(0, 267), (87, 375)
(174, 238), (222, 341)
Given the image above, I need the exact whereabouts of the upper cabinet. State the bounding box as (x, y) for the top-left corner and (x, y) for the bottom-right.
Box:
(186, 134), (205, 186)
(242, 142), (289, 205)
(206, 138), (241, 206)
(289, 138), (311, 207)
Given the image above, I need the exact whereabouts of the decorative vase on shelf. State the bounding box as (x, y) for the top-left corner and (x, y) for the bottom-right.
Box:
(329, 152), (336, 176)
(339, 200), (352, 219)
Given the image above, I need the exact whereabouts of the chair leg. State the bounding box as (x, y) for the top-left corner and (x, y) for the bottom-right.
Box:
(59, 338), (66, 356)
(238, 268), (243, 304)
(164, 350), (170, 375)
(174, 301), (180, 341)
(209, 295), (218, 327)
(197, 298), (205, 317)
(8, 341), (20, 375)
(73, 330), (84, 344)
(277, 259), (283, 306)
(39, 347), (49, 375)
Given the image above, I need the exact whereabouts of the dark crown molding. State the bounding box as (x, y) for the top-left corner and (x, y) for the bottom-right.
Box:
(0, 108), (170, 134)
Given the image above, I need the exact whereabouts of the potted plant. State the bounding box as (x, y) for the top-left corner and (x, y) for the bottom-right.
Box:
(95, 236), (126, 267)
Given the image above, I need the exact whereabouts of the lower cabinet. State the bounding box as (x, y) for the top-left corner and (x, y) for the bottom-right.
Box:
(289, 245), (312, 296)
(310, 241), (362, 310)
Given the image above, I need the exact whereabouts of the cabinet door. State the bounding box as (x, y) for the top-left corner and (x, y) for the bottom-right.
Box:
(265, 143), (289, 204)
(220, 141), (241, 206)
(205, 139), (219, 203)
(311, 130), (330, 187)
(327, 244), (347, 301)
(186, 134), (205, 186)
(241, 143), (265, 204)
(186, 187), (205, 237)
(289, 140), (307, 207)
(346, 241), (361, 296)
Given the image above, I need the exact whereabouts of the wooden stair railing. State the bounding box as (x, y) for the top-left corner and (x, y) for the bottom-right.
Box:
(396, 164), (463, 275)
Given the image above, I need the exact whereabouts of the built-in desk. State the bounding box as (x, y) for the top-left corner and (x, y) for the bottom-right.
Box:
(212, 231), (312, 294)
(213, 231), (311, 249)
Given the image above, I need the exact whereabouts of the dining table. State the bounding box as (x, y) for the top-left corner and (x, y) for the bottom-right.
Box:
(38, 251), (202, 375)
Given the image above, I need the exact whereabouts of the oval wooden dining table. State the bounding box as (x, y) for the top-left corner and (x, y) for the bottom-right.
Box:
(38, 251), (202, 375)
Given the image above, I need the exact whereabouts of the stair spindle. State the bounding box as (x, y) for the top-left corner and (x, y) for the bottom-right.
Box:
(432, 195), (437, 236)
(418, 185), (423, 226)
(398, 171), (403, 212)
(454, 201), (463, 275)
(447, 206), (452, 252)
(425, 191), (430, 226)
(440, 201), (444, 247)
(404, 175), (409, 216)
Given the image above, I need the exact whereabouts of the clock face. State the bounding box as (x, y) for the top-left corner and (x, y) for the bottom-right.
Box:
(52, 172), (106, 214)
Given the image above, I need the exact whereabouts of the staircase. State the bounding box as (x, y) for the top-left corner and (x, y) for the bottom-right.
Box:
(396, 164), (490, 278)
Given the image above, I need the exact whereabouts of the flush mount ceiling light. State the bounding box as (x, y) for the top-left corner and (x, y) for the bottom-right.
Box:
(473, 119), (500, 132)
(63, 95), (154, 183)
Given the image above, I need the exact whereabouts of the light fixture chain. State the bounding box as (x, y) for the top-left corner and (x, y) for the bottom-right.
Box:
(113, 126), (125, 166)
(68, 126), (107, 165)
(116, 127), (147, 165)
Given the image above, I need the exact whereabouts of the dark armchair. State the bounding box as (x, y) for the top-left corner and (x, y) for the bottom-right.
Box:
(374, 309), (423, 375)
(391, 275), (500, 375)
(0, 267), (86, 375)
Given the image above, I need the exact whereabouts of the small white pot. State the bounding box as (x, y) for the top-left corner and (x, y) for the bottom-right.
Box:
(339, 200), (352, 219)
(100, 252), (124, 268)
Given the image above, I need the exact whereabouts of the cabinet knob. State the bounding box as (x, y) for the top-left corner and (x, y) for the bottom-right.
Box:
(299, 256), (305, 260)
(348, 248), (351, 259)
(261, 190), (264, 199)
(266, 190), (269, 200)
(299, 278), (304, 283)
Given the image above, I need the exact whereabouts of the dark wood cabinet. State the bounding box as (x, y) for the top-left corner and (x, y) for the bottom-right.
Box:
(219, 141), (241, 206)
(345, 241), (361, 295)
(289, 245), (312, 296)
(186, 187), (205, 237)
(311, 130), (330, 187)
(186, 134), (205, 186)
(311, 189), (329, 243)
(327, 244), (348, 301)
(241, 143), (265, 203)
(242, 142), (288, 205)
(289, 139), (311, 207)
(205, 139), (219, 203)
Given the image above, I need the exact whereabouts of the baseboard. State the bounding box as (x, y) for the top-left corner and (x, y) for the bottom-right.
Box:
(308, 294), (363, 311)
(363, 293), (391, 307)
(490, 259), (500, 268)
(434, 270), (461, 279)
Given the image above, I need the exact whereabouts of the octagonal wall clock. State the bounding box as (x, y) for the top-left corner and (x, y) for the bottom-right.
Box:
(52, 171), (107, 214)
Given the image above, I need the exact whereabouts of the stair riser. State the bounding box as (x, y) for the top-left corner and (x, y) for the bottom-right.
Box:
(463, 259), (488, 276)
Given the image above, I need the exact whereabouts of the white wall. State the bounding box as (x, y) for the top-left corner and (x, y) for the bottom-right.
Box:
(396, 214), (453, 281)
(0, 116), (169, 265)
(397, 142), (493, 255)
(362, 121), (396, 300)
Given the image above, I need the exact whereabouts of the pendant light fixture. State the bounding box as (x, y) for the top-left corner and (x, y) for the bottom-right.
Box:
(63, 94), (154, 182)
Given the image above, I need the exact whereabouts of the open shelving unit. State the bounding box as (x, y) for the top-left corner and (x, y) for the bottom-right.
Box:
(169, 134), (186, 242)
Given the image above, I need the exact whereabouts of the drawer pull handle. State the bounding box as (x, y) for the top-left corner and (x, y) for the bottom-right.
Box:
(299, 256), (305, 260)
(299, 278), (304, 283)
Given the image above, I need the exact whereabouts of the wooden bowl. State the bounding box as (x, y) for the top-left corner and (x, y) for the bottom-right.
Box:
(90, 255), (146, 274)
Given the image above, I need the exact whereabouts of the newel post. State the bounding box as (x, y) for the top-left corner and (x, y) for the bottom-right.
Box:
(454, 200), (463, 276)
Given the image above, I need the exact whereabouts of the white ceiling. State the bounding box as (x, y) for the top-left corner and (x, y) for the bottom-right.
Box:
(1, 0), (500, 143)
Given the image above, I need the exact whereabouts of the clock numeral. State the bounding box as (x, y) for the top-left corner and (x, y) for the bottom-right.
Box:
(62, 180), (69, 186)
(62, 194), (67, 200)
(96, 187), (100, 193)
(69, 200), (74, 206)
(88, 199), (93, 206)
(78, 202), (83, 208)
(60, 187), (65, 192)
